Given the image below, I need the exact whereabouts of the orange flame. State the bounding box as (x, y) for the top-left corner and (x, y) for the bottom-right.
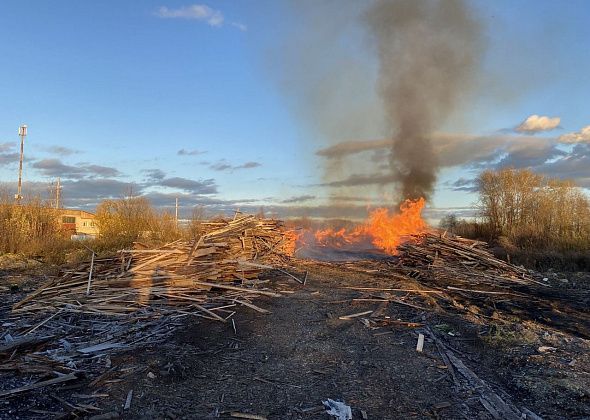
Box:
(284, 230), (304, 256)
(300, 198), (427, 255)
(313, 227), (364, 247)
(362, 197), (427, 254)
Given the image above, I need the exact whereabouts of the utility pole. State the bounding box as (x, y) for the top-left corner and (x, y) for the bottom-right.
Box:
(55, 177), (61, 209)
(175, 197), (179, 228)
(15, 124), (27, 203)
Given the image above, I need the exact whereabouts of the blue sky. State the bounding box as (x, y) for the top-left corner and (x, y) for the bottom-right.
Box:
(0, 1), (589, 220)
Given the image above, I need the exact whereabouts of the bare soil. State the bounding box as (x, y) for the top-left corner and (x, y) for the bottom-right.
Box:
(1, 260), (589, 419)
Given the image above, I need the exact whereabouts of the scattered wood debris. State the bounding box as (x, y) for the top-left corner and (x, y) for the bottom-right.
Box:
(0, 373), (78, 397)
(425, 327), (541, 420)
(13, 215), (295, 317)
(352, 232), (590, 338)
(1, 215), (297, 400)
(397, 232), (539, 287)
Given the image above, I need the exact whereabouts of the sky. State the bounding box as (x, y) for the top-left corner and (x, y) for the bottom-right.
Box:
(0, 1), (589, 222)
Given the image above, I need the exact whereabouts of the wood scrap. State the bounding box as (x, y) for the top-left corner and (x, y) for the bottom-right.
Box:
(1, 215), (297, 405)
(390, 232), (590, 337)
(230, 412), (268, 420)
(13, 216), (295, 319)
(338, 310), (373, 320)
(0, 373), (78, 397)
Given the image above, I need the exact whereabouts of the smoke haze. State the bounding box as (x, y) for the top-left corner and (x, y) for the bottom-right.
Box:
(277, 0), (483, 204)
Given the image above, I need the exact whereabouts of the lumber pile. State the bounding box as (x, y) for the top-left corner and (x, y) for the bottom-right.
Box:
(13, 215), (295, 317)
(337, 232), (589, 337)
(397, 232), (538, 289)
(388, 232), (590, 336)
(1, 215), (297, 400)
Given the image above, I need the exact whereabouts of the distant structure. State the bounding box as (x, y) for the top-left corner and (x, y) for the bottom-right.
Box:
(56, 209), (99, 238)
(15, 124), (27, 203)
(54, 177), (62, 209)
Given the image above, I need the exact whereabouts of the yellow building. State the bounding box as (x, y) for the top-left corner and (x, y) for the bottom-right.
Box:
(56, 209), (99, 238)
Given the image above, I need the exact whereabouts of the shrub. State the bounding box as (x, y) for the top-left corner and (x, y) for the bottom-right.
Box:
(477, 168), (590, 252)
(94, 196), (182, 249)
(0, 193), (62, 256)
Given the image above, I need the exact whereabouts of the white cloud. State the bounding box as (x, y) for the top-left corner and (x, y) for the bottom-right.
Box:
(230, 22), (248, 32)
(155, 5), (247, 30)
(558, 125), (590, 144)
(155, 4), (224, 27)
(515, 114), (561, 133)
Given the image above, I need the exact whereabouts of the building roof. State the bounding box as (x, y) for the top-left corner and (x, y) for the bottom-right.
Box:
(56, 208), (96, 219)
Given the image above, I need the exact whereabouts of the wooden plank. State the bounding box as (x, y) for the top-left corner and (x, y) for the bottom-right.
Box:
(234, 299), (271, 314)
(339, 310), (373, 320)
(445, 351), (523, 420)
(230, 413), (268, 420)
(0, 374), (78, 397)
(0, 336), (54, 353)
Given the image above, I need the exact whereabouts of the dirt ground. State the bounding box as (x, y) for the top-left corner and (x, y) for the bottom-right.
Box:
(1, 260), (589, 419)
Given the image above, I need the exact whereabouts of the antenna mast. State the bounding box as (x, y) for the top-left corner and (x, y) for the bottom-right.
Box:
(15, 124), (27, 203)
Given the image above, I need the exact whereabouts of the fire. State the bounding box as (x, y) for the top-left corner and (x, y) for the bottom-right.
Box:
(313, 227), (364, 247)
(299, 198), (427, 255)
(362, 197), (427, 254)
(283, 230), (304, 256)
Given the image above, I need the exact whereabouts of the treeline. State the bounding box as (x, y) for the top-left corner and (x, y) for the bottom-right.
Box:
(0, 194), (207, 264)
(441, 168), (590, 265)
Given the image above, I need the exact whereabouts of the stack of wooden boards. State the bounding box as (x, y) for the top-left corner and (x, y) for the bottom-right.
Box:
(13, 215), (296, 318)
(397, 232), (538, 288)
(336, 231), (588, 338)
(0, 215), (298, 401)
(393, 232), (590, 337)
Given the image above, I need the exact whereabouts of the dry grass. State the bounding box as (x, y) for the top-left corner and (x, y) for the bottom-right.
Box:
(94, 196), (182, 251)
(0, 193), (63, 258)
(0, 195), (210, 265)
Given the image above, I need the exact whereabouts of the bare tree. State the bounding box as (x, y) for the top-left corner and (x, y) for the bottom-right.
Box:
(477, 168), (590, 250)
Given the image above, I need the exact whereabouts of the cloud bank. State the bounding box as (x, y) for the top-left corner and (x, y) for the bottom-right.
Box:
(0, 142), (19, 166)
(32, 159), (122, 179)
(559, 125), (590, 144)
(316, 130), (590, 192)
(155, 4), (224, 26)
(515, 114), (560, 133)
(209, 160), (261, 172)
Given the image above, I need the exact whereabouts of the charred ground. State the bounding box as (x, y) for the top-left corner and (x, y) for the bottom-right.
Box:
(1, 244), (589, 419)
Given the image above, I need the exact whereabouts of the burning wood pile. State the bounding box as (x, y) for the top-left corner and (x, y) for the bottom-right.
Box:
(1, 215), (297, 399)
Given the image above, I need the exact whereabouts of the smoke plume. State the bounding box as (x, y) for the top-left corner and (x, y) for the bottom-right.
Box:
(365, 0), (482, 201)
(276, 0), (482, 204)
